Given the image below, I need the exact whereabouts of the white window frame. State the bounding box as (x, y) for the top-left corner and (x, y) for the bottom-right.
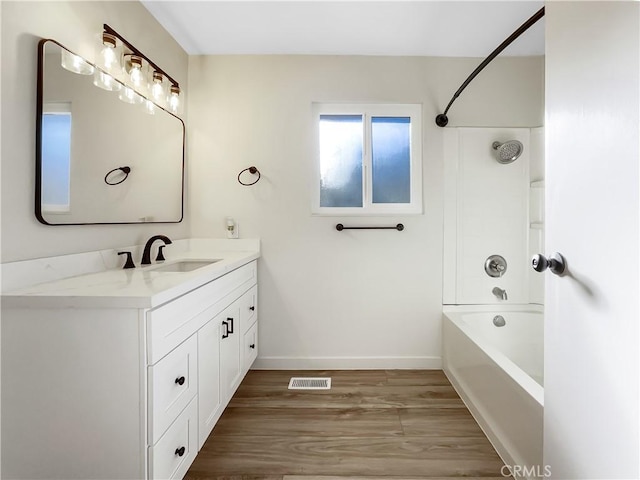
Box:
(312, 103), (423, 216)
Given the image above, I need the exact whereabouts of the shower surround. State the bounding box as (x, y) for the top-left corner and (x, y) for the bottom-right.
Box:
(442, 127), (544, 479)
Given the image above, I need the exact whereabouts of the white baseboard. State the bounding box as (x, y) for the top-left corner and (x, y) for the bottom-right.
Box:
(252, 356), (442, 370)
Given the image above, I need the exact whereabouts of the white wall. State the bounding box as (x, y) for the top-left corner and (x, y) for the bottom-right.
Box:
(1, 1), (189, 262)
(188, 55), (544, 368)
(544, 2), (639, 478)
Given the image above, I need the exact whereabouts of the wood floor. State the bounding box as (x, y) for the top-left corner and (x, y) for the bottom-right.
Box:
(185, 370), (507, 480)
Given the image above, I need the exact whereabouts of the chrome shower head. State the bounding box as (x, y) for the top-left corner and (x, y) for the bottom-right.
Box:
(492, 140), (523, 164)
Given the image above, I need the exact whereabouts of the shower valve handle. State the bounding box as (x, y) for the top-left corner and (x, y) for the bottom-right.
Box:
(532, 253), (566, 276)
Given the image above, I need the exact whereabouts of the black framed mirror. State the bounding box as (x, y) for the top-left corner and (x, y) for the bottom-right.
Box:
(36, 39), (185, 225)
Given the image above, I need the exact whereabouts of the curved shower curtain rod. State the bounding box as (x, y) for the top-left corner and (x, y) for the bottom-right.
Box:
(435, 6), (545, 127)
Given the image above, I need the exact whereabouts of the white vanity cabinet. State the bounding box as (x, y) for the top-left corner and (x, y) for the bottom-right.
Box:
(2, 257), (258, 480)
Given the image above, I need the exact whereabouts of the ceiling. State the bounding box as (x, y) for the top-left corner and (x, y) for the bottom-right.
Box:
(141, 1), (545, 57)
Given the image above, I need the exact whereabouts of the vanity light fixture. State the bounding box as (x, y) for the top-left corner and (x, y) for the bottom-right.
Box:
(143, 99), (156, 115)
(101, 24), (181, 114)
(93, 70), (122, 92)
(168, 85), (181, 114)
(60, 49), (94, 75)
(98, 32), (119, 72)
(127, 54), (144, 88)
(150, 71), (165, 102)
(119, 85), (143, 105)
(54, 25), (182, 114)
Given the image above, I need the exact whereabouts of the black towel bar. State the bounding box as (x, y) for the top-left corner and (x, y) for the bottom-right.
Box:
(336, 223), (404, 231)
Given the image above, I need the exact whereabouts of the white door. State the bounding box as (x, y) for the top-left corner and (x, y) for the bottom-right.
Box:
(544, 2), (639, 479)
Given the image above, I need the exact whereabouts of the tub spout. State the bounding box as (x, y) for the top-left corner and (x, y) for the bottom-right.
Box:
(492, 287), (508, 301)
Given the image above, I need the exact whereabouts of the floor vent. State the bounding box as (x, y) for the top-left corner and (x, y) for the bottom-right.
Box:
(288, 377), (332, 390)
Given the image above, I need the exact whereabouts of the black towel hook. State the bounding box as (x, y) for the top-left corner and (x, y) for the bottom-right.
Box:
(237, 166), (261, 186)
(104, 166), (131, 186)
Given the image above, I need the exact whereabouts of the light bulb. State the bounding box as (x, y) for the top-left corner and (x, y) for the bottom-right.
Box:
(150, 71), (165, 103)
(143, 99), (156, 115)
(168, 85), (181, 114)
(61, 49), (94, 75)
(129, 55), (143, 87)
(118, 86), (143, 105)
(99, 33), (119, 72)
(93, 70), (122, 92)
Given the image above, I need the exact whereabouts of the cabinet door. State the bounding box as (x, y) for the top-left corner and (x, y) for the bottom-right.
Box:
(242, 322), (258, 375)
(220, 303), (241, 405)
(197, 319), (222, 449)
(238, 285), (258, 334)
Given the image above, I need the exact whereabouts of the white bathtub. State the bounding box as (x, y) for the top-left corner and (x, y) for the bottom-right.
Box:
(443, 305), (543, 475)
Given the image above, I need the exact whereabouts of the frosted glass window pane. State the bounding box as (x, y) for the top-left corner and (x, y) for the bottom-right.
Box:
(371, 116), (411, 204)
(319, 114), (363, 208)
(42, 113), (71, 210)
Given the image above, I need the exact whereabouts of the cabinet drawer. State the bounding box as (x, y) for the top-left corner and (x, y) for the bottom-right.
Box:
(149, 397), (198, 480)
(147, 261), (257, 364)
(239, 285), (258, 334)
(242, 322), (258, 374)
(148, 335), (197, 444)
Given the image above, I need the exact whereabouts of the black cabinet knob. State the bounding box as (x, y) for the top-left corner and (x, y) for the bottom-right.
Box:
(227, 317), (234, 334)
(249, 306), (255, 311)
(249, 343), (256, 349)
(175, 376), (185, 386)
(175, 446), (186, 457)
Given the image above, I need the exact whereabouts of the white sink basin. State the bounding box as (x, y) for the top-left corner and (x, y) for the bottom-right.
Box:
(149, 260), (221, 273)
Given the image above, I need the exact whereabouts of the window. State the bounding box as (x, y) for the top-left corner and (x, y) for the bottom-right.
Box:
(312, 103), (422, 215)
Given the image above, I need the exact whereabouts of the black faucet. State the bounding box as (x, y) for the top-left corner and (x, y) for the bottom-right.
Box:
(141, 235), (172, 265)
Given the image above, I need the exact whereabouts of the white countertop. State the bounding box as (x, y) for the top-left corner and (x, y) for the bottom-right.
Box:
(1, 239), (260, 309)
